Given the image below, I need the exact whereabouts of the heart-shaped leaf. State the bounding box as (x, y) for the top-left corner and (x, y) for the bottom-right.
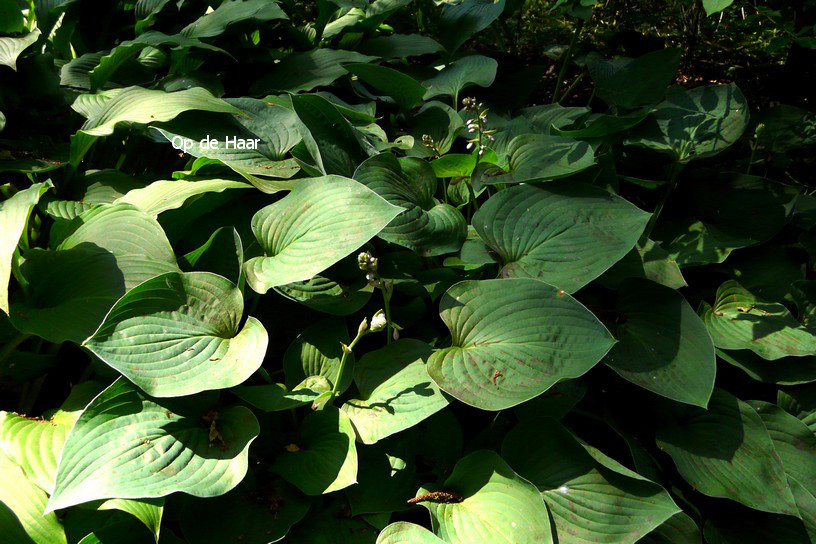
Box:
(48, 379), (259, 512)
(422, 55), (498, 102)
(344, 63), (427, 111)
(273, 406), (357, 495)
(656, 388), (797, 515)
(353, 153), (467, 256)
(472, 182), (650, 293)
(414, 449), (553, 544)
(605, 278), (716, 407)
(625, 84), (749, 163)
(482, 134), (596, 185)
(428, 278), (615, 410)
(503, 418), (680, 544)
(84, 271), (268, 397)
(245, 175), (403, 294)
(10, 203), (179, 344)
(701, 281), (816, 360)
(342, 339), (448, 444)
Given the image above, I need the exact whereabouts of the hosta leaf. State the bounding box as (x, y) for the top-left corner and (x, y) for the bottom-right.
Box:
(342, 339), (448, 444)
(284, 317), (352, 393)
(778, 386), (816, 433)
(180, 0), (288, 38)
(0, 452), (67, 544)
(345, 63), (426, 111)
(71, 87), (239, 164)
(47, 378), (259, 512)
(273, 406), (357, 495)
(0, 412), (69, 494)
(639, 512), (702, 544)
(0, 181), (51, 314)
(502, 418), (680, 544)
(291, 94), (368, 177)
(353, 153), (466, 256)
(84, 271), (268, 397)
(586, 49), (681, 108)
(656, 388), (797, 515)
(718, 349), (816, 386)
(376, 522), (446, 544)
(414, 450), (552, 544)
(438, 0), (506, 53)
(700, 281), (816, 360)
(422, 55), (498, 101)
(472, 182), (650, 293)
(89, 31), (226, 91)
(428, 278), (615, 410)
(703, 0), (734, 16)
(10, 204), (179, 344)
(359, 34), (444, 59)
(482, 134), (596, 184)
(245, 175), (402, 294)
(180, 476), (309, 544)
(604, 278), (716, 407)
(181, 226), (243, 286)
(276, 273), (373, 316)
(250, 49), (377, 95)
(0, 30), (39, 71)
(625, 84), (749, 163)
(116, 178), (251, 216)
(155, 97), (303, 190)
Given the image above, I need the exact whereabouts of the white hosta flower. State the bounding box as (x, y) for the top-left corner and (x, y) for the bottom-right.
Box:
(370, 310), (387, 332)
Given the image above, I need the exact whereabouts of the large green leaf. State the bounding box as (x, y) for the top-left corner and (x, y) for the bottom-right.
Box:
(414, 450), (552, 544)
(703, 0), (734, 15)
(70, 87), (240, 164)
(250, 49), (377, 95)
(700, 281), (816, 360)
(0, 30), (39, 71)
(656, 388), (797, 515)
(353, 153), (466, 256)
(273, 406), (357, 495)
(586, 49), (681, 108)
(422, 55), (497, 102)
(154, 96), (303, 189)
(10, 204), (179, 344)
(342, 339), (448, 444)
(47, 379), (259, 512)
(428, 279), (615, 410)
(359, 34), (444, 59)
(180, 0), (288, 38)
(625, 84), (749, 163)
(115, 178), (251, 216)
(0, 452), (67, 544)
(376, 523), (446, 544)
(502, 418), (680, 544)
(291, 94), (368, 177)
(600, 238), (686, 290)
(472, 182), (650, 292)
(482, 134), (596, 184)
(604, 278), (716, 407)
(83, 271), (267, 397)
(0, 181), (51, 314)
(438, 0), (506, 53)
(345, 63), (427, 111)
(245, 175), (402, 294)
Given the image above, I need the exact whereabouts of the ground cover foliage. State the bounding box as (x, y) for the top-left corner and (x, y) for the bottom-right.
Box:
(1, 0), (816, 542)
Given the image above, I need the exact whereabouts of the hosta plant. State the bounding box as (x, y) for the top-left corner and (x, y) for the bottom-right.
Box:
(1, 0), (816, 543)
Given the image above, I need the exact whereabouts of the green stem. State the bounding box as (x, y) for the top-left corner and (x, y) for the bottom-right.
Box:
(331, 328), (365, 398)
(381, 285), (393, 345)
(557, 72), (585, 105)
(644, 161), (683, 238)
(747, 139), (758, 175)
(553, 19), (585, 103)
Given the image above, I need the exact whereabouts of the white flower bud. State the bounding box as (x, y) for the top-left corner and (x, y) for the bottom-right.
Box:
(357, 318), (369, 336)
(370, 310), (387, 332)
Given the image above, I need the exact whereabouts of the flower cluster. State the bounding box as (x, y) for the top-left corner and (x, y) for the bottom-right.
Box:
(357, 251), (379, 287)
(462, 97), (495, 157)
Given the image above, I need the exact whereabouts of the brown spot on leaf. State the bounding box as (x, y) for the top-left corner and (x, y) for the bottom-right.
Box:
(408, 491), (464, 504)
